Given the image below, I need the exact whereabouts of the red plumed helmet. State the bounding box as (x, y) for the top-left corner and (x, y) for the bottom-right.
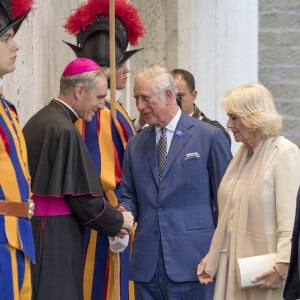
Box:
(0, 0), (34, 36)
(64, 0), (145, 68)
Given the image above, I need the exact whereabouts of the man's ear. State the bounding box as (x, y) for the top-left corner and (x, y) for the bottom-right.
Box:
(74, 83), (84, 100)
(192, 90), (197, 102)
(165, 89), (174, 104)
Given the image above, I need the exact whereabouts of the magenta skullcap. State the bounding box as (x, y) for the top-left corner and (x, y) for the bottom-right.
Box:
(62, 58), (101, 76)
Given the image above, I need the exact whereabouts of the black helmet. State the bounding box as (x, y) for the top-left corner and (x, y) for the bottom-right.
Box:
(0, 0), (33, 37)
(64, 0), (144, 68)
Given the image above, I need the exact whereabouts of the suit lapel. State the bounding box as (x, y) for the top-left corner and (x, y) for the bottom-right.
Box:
(143, 126), (160, 185)
(162, 114), (193, 178)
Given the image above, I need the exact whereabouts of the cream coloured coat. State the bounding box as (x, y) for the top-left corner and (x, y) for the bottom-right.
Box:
(205, 136), (300, 300)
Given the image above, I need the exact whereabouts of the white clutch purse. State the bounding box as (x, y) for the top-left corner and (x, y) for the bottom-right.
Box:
(237, 253), (276, 288)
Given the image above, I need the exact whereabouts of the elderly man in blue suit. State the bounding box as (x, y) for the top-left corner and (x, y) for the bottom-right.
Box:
(284, 188), (300, 300)
(119, 65), (232, 300)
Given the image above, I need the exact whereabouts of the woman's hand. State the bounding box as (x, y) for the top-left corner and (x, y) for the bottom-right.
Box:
(197, 254), (214, 284)
(252, 262), (288, 290)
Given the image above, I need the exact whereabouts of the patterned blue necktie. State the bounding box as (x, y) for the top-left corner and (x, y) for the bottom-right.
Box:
(157, 127), (167, 179)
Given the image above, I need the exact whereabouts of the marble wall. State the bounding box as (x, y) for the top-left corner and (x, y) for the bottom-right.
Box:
(4, 0), (81, 126)
(3, 0), (299, 152)
(259, 0), (300, 146)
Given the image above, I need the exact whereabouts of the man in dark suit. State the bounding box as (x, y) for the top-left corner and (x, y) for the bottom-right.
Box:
(119, 65), (232, 299)
(171, 68), (231, 145)
(284, 188), (300, 300)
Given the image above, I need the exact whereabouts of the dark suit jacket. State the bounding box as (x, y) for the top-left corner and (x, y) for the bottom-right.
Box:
(284, 188), (300, 300)
(192, 104), (231, 145)
(120, 112), (232, 282)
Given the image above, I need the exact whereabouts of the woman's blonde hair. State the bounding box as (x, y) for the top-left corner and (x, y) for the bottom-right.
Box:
(221, 83), (282, 137)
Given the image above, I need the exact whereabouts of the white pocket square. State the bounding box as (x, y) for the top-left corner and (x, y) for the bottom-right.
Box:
(184, 152), (200, 160)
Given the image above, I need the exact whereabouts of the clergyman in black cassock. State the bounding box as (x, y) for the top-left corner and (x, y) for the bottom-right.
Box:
(23, 58), (133, 300)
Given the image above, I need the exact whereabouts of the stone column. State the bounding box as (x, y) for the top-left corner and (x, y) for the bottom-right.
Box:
(190, 0), (258, 153)
(4, 0), (81, 126)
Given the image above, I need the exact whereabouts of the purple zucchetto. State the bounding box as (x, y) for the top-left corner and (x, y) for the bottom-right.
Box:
(62, 58), (101, 77)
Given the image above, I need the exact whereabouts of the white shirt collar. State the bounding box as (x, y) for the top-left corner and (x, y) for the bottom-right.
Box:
(54, 97), (79, 118)
(155, 109), (182, 134)
(106, 89), (122, 102)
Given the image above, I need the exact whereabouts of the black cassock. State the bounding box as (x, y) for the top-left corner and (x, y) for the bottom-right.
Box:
(23, 100), (123, 300)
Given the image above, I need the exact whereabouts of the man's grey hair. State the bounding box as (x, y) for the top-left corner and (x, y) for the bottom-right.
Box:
(134, 65), (177, 98)
(60, 68), (108, 94)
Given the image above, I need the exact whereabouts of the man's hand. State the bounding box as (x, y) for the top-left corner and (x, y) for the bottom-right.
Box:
(121, 211), (134, 234)
(197, 254), (214, 284)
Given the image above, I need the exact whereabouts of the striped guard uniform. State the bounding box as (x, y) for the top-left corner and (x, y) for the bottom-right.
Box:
(0, 96), (35, 300)
(76, 99), (136, 300)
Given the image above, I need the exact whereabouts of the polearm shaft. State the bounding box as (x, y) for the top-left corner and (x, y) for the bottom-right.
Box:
(109, 4), (120, 300)
(109, 0), (117, 122)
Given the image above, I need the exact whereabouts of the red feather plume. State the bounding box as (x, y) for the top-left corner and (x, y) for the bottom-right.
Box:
(64, 0), (144, 46)
(11, 0), (34, 18)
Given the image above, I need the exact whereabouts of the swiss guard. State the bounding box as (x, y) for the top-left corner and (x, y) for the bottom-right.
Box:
(0, 0), (35, 299)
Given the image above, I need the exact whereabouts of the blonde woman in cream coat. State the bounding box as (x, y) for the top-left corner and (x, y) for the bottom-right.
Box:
(197, 83), (300, 300)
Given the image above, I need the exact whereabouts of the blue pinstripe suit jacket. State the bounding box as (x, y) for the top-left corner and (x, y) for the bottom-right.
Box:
(120, 112), (232, 282)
